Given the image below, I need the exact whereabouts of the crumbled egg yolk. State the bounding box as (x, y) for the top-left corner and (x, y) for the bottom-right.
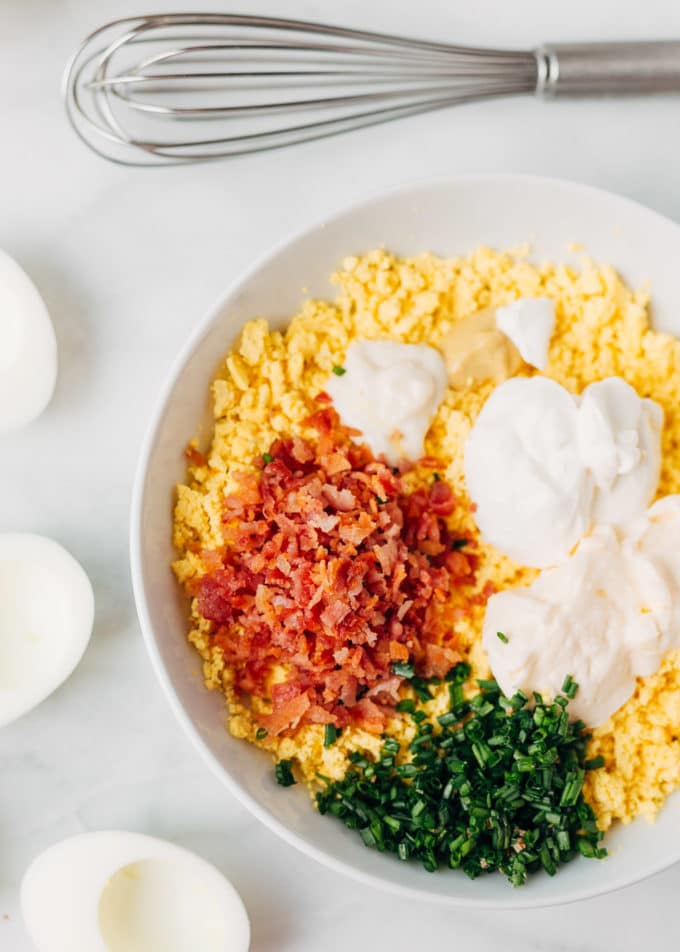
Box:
(174, 247), (680, 827)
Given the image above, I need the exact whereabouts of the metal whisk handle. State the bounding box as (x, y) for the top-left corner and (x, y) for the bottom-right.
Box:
(538, 41), (680, 96)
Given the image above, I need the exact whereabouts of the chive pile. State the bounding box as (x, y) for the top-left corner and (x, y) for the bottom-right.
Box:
(315, 664), (606, 886)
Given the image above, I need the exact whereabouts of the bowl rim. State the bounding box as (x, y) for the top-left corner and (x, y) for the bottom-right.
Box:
(130, 171), (680, 908)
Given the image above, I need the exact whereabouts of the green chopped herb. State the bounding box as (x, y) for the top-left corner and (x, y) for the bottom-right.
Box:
(396, 699), (416, 714)
(496, 631), (509, 644)
(275, 759), (296, 787)
(411, 677), (433, 702)
(316, 671), (606, 886)
(561, 674), (578, 699)
(376, 495), (387, 505)
(255, 727), (268, 740)
(262, 452), (274, 464)
(332, 365), (347, 376)
(451, 538), (468, 550)
(433, 472), (441, 482)
(446, 662), (471, 684)
(391, 661), (415, 679)
(585, 755), (605, 771)
(324, 724), (340, 748)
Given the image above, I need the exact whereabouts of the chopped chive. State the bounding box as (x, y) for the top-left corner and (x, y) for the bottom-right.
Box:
(396, 699), (416, 714)
(315, 672), (606, 885)
(446, 662), (471, 684)
(433, 472), (441, 482)
(556, 830), (571, 852)
(376, 495), (387, 505)
(262, 452), (274, 464)
(585, 755), (605, 771)
(561, 674), (578, 699)
(496, 631), (509, 644)
(255, 727), (268, 740)
(332, 365), (346, 376)
(448, 683), (464, 709)
(324, 724), (340, 748)
(451, 538), (468, 550)
(391, 661), (415, 679)
(411, 677), (432, 702)
(275, 759), (296, 787)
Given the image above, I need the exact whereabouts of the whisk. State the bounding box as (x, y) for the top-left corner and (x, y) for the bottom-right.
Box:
(63, 13), (680, 165)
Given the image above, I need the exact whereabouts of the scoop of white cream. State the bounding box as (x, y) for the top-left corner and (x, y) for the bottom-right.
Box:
(21, 832), (250, 952)
(0, 248), (58, 432)
(578, 377), (663, 524)
(465, 376), (663, 568)
(0, 534), (94, 727)
(483, 498), (680, 726)
(326, 339), (447, 462)
(495, 297), (555, 371)
(464, 377), (593, 567)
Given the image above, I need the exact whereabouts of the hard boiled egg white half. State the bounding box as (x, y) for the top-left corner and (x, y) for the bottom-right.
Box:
(22, 831), (251, 952)
(0, 533), (94, 727)
(0, 247), (58, 432)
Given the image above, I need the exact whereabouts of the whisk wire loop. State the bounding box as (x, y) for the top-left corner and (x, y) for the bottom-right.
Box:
(63, 13), (538, 164)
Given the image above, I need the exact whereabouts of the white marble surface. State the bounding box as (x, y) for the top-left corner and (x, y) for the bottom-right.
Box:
(3, 0), (680, 948)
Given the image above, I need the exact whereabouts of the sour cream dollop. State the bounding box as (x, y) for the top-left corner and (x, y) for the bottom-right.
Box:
(495, 297), (555, 371)
(326, 339), (447, 463)
(465, 376), (663, 568)
(483, 497), (680, 726)
(464, 377), (593, 567)
(0, 248), (58, 433)
(578, 377), (663, 524)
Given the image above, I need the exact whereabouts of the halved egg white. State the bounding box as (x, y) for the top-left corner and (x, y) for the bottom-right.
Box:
(21, 832), (251, 952)
(0, 248), (57, 433)
(0, 533), (94, 727)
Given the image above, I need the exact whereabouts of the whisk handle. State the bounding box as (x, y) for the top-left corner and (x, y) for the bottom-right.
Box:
(537, 41), (680, 96)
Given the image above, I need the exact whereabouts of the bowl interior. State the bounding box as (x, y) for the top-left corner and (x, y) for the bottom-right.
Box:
(132, 175), (680, 907)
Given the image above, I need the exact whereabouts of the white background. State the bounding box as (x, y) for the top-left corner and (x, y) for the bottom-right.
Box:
(2, 0), (680, 948)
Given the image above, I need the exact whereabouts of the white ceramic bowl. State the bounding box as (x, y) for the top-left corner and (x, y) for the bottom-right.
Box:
(131, 174), (680, 908)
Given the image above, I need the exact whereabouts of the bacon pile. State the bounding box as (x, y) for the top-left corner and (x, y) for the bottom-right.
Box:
(195, 402), (477, 736)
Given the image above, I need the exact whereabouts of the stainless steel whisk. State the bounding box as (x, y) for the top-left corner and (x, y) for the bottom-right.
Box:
(63, 14), (680, 165)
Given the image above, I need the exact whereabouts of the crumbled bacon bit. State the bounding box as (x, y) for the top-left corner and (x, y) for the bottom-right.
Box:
(185, 444), (207, 467)
(195, 406), (477, 735)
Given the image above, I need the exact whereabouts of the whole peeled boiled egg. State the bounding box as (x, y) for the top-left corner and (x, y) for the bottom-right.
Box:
(0, 533), (94, 727)
(21, 831), (251, 952)
(0, 247), (57, 432)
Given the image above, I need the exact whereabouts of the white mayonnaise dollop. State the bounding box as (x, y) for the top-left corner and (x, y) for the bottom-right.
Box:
(21, 831), (250, 952)
(0, 534), (94, 728)
(0, 248), (58, 433)
(495, 297), (556, 371)
(483, 497), (680, 726)
(326, 339), (447, 463)
(577, 377), (663, 524)
(464, 377), (593, 568)
(465, 376), (663, 568)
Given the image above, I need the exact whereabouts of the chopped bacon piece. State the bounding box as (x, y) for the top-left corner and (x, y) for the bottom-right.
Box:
(194, 405), (477, 735)
(421, 643), (461, 679)
(352, 697), (387, 733)
(259, 691), (311, 735)
(389, 640), (410, 662)
(185, 444), (207, 467)
(429, 480), (456, 516)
